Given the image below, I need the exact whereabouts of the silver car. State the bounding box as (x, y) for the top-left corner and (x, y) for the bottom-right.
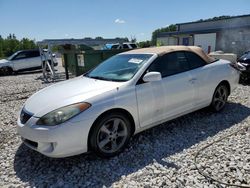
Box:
(0, 49), (57, 75)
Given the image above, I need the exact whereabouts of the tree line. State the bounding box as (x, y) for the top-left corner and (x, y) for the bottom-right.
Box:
(137, 24), (177, 48)
(0, 34), (37, 59)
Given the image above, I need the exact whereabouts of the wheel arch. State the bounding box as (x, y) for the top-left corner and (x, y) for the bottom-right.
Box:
(87, 108), (136, 151)
(0, 66), (13, 75)
(2, 66), (13, 71)
(218, 80), (231, 95)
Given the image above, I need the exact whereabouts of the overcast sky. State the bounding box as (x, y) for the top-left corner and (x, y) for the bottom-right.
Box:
(0, 0), (249, 42)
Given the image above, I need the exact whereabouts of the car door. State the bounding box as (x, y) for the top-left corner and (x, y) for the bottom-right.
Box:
(12, 51), (30, 70)
(135, 52), (195, 128)
(184, 51), (212, 107)
(28, 50), (41, 68)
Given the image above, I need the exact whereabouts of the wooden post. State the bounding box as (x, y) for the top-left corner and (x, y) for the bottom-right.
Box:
(63, 54), (69, 80)
(62, 44), (72, 80)
(74, 53), (79, 76)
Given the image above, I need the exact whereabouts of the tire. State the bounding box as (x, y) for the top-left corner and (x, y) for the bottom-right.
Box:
(89, 112), (132, 158)
(0, 67), (13, 76)
(210, 84), (229, 112)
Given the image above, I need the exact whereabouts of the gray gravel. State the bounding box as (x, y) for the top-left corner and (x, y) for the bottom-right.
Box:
(0, 70), (250, 187)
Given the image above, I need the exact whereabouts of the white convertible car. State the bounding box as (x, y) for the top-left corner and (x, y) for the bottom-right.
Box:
(17, 46), (239, 158)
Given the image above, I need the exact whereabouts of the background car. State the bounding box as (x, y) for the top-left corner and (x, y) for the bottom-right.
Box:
(237, 50), (250, 81)
(0, 49), (58, 75)
(104, 42), (138, 50)
(17, 46), (239, 158)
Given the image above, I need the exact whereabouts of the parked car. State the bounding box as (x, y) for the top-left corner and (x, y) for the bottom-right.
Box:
(0, 49), (58, 75)
(104, 42), (138, 50)
(17, 46), (239, 158)
(236, 50), (250, 81)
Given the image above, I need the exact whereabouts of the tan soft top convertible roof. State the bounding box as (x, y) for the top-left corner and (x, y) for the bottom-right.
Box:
(122, 46), (215, 64)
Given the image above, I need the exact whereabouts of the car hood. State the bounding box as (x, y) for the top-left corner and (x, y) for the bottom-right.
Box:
(24, 76), (124, 117)
(238, 58), (250, 64)
(0, 59), (10, 65)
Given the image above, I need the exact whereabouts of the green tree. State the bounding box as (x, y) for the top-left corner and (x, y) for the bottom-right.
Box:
(20, 38), (37, 49)
(151, 24), (177, 46)
(0, 36), (4, 58)
(0, 34), (37, 59)
(197, 15), (231, 22)
(130, 35), (137, 43)
(95, 36), (103, 40)
(137, 40), (151, 48)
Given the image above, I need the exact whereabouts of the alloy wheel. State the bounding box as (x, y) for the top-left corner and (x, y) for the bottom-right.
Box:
(212, 85), (228, 111)
(0, 67), (12, 76)
(97, 118), (128, 153)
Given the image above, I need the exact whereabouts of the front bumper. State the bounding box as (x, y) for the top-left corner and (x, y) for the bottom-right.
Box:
(17, 115), (94, 158)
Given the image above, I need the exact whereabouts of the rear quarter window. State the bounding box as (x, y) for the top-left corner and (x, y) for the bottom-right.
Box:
(185, 51), (206, 69)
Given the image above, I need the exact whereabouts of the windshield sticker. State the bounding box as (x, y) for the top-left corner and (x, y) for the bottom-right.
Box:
(128, 58), (143, 64)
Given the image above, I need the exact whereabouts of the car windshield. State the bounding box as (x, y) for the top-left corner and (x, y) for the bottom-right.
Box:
(7, 52), (19, 61)
(85, 54), (152, 82)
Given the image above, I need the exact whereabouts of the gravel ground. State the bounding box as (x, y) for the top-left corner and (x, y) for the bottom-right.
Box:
(0, 69), (250, 187)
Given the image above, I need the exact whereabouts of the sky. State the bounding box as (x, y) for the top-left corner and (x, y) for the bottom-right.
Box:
(0, 0), (250, 42)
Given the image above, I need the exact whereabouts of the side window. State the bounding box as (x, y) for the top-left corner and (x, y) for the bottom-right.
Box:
(148, 52), (189, 77)
(130, 44), (137, 48)
(14, 52), (28, 60)
(29, 51), (40, 58)
(26, 51), (33, 58)
(35, 51), (40, 57)
(111, 45), (119, 49)
(123, 44), (129, 49)
(185, 52), (206, 69)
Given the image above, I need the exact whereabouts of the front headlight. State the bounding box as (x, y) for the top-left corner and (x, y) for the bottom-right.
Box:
(236, 62), (247, 71)
(36, 102), (91, 126)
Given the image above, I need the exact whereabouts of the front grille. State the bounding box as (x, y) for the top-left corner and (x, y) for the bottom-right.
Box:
(20, 109), (33, 124)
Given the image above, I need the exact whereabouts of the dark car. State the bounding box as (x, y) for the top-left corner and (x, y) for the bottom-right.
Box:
(237, 51), (250, 81)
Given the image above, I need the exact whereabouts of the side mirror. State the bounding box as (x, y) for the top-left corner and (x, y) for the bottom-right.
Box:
(143, 72), (162, 82)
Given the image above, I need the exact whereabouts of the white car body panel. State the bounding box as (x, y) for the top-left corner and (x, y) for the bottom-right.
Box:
(13, 56), (41, 71)
(24, 76), (124, 117)
(0, 59), (10, 65)
(0, 59), (13, 68)
(17, 51), (239, 158)
(136, 71), (195, 127)
(12, 56), (40, 71)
